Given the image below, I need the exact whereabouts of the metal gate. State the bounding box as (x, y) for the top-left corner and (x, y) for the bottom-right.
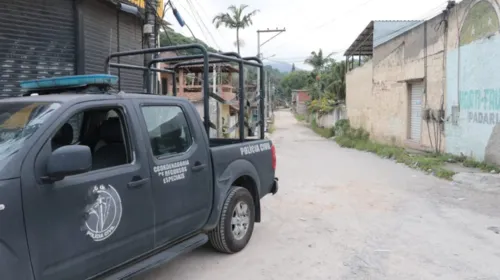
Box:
(117, 12), (144, 93)
(81, 0), (144, 93)
(81, 0), (118, 75)
(0, 0), (75, 95)
(410, 83), (423, 142)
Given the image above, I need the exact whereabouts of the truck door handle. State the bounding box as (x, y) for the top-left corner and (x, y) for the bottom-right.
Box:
(192, 162), (206, 172)
(127, 178), (150, 189)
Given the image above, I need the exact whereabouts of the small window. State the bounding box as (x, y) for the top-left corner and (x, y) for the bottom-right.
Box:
(67, 112), (84, 144)
(141, 106), (192, 157)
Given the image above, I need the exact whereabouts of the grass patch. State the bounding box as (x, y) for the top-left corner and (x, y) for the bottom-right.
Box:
(311, 118), (334, 138)
(268, 123), (276, 134)
(333, 120), (457, 180)
(295, 114), (306, 122)
(462, 158), (499, 173)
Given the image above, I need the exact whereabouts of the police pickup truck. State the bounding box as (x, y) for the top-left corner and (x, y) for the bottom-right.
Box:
(1, 74), (278, 280)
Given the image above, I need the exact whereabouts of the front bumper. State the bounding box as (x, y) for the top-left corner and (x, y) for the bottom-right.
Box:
(270, 178), (279, 195)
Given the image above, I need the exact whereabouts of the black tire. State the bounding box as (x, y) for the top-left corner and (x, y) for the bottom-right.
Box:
(208, 186), (255, 254)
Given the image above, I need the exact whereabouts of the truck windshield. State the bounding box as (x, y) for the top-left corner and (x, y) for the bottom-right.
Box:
(0, 102), (61, 169)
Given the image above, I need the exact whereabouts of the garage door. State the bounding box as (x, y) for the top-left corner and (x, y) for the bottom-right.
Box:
(82, 0), (144, 93)
(0, 0), (75, 96)
(410, 83), (423, 142)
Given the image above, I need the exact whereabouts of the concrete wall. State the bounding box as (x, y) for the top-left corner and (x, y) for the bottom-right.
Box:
(297, 102), (308, 115)
(346, 60), (373, 130)
(315, 106), (347, 128)
(372, 16), (446, 150)
(445, 0), (500, 163)
(346, 16), (446, 151)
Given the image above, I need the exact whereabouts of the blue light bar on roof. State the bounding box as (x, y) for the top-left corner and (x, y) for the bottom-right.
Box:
(20, 74), (119, 90)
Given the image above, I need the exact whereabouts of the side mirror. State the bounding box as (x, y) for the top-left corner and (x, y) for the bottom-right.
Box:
(44, 145), (92, 182)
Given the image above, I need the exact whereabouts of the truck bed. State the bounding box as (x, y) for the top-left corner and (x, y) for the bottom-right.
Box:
(209, 138), (275, 199)
(209, 138), (264, 148)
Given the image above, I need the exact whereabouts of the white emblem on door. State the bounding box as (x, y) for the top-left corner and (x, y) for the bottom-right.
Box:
(0, 204), (4, 211)
(84, 184), (123, 242)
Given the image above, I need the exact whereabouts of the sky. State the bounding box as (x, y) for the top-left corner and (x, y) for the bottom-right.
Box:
(164, 0), (450, 70)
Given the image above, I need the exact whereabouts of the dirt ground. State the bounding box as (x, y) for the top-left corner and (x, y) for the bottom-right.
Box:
(141, 110), (500, 280)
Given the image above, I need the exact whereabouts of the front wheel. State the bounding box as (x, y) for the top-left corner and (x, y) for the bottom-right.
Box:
(208, 187), (255, 254)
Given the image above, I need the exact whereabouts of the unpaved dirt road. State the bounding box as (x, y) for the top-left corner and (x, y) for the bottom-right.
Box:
(142, 110), (500, 280)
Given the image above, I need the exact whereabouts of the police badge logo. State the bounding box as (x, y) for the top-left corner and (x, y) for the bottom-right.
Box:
(84, 184), (123, 242)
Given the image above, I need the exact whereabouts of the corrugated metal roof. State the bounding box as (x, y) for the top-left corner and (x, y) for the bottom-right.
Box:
(344, 20), (424, 56)
(373, 20), (423, 47)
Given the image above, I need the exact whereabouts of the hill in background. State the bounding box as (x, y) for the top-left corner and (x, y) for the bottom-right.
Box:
(161, 29), (295, 74)
(264, 61), (295, 73)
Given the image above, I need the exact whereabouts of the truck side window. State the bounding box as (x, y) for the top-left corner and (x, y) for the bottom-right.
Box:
(51, 107), (132, 170)
(141, 106), (192, 157)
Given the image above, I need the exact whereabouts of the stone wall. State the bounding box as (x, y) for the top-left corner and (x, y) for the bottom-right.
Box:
(314, 106), (347, 128)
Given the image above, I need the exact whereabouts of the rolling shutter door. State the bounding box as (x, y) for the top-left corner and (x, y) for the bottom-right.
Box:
(118, 12), (144, 93)
(81, 0), (118, 76)
(0, 0), (75, 96)
(410, 83), (423, 142)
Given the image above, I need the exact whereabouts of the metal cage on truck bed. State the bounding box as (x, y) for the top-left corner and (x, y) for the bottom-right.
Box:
(104, 43), (266, 141)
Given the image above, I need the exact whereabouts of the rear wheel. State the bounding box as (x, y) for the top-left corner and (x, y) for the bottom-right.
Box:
(209, 186), (255, 253)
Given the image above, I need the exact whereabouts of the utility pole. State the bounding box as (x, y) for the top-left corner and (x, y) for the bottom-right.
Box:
(256, 28), (286, 59)
(144, 0), (157, 93)
(256, 27), (286, 133)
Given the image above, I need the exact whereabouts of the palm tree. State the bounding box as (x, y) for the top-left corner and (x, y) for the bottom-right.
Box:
(325, 62), (346, 101)
(304, 49), (333, 72)
(212, 4), (259, 54)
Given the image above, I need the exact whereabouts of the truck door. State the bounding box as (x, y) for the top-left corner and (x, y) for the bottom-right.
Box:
(136, 100), (212, 246)
(20, 100), (155, 280)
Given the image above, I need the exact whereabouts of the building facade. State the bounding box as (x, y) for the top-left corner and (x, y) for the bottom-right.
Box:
(346, 0), (500, 163)
(445, 0), (500, 163)
(345, 18), (447, 152)
(291, 89), (311, 115)
(0, 0), (164, 95)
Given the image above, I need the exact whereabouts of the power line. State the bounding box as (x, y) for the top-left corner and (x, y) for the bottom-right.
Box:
(191, 0), (226, 43)
(268, 0), (378, 52)
(172, 1), (206, 43)
(315, 0), (376, 30)
(186, 0), (222, 50)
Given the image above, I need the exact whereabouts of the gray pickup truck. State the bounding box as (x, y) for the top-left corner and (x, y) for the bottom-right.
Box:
(0, 73), (278, 279)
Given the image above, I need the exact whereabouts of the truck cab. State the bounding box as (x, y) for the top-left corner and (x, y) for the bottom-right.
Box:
(0, 74), (278, 280)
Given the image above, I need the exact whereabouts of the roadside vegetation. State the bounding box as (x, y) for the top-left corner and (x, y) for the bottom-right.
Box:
(311, 118), (334, 138)
(295, 114), (306, 122)
(331, 120), (498, 180)
(268, 122), (276, 134)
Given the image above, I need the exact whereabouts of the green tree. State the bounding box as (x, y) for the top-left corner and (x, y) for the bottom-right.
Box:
(159, 29), (217, 55)
(291, 63), (296, 72)
(280, 70), (313, 99)
(324, 61), (346, 101)
(212, 4), (259, 54)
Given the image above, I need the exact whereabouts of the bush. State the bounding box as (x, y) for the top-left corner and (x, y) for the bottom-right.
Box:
(311, 118), (335, 138)
(295, 114), (306, 121)
(307, 97), (336, 116)
(334, 119), (351, 136)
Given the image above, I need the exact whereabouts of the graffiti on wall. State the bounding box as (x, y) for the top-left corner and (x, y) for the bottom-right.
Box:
(446, 0), (500, 161)
(460, 88), (500, 124)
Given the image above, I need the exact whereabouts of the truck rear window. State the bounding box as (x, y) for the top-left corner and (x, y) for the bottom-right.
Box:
(0, 102), (60, 165)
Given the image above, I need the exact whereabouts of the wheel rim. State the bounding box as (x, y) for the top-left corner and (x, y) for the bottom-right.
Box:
(231, 201), (250, 240)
